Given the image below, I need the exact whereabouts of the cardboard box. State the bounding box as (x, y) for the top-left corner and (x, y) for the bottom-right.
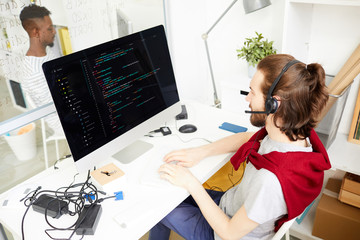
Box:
(339, 190), (360, 208)
(342, 172), (360, 195)
(339, 172), (360, 208)
(324, 178), (342, 196)
(312, 178), (360, 240)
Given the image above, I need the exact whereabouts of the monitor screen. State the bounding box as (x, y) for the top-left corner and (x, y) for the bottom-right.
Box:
(43, 25), (180, 171)
(7, 79), (27, 110)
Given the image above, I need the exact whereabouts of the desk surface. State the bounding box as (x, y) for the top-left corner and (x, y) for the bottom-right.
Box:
(0, 101), (256, 240)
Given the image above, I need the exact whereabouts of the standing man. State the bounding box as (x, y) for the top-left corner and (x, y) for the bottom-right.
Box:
(20, 4), (63, 135)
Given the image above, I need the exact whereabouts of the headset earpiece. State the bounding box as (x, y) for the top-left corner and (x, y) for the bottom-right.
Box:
(265, 97), (278, 114)
(264, 59), (300, 115)
(245, 59), (300, 115)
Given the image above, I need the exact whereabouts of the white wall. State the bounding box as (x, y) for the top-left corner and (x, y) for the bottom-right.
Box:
(166, 0), (359, 135)
(306, 5), (360, 134)
(166, 0), (286, 105)
(42, 0), (165, 52)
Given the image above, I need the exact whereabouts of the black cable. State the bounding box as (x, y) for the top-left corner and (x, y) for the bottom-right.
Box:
(21, 189), (78, 240)
(21, 197), (35, 240)
(96, 196), (116, 203)
(171, 133), (212, 144)
(225, 162), (246, 192)
(21, 186), (41, 206)
(228, 128), (262, 190)
(20, 170), (113, 240)
(206, 128), (263, 192)
(54, 154), (72, 170)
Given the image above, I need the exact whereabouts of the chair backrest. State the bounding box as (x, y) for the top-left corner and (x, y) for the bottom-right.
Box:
(271, 218), (296, 240)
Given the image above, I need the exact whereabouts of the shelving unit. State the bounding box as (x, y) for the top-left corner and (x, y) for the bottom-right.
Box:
(283, 0), (360, 74)
(327, 133), (360, 176)
(282, 0), (360, 239)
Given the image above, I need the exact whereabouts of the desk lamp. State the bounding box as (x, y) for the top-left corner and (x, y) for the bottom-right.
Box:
(202, 0), (271, 108)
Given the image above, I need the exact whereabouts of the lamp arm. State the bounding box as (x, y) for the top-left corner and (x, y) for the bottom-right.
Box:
(202, 0), (238, 108)
(203, 38), (220, 107)
(203, 0), (239, 37)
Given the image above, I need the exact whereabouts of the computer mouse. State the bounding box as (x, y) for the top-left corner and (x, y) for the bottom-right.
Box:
(178, 124), (197, 133)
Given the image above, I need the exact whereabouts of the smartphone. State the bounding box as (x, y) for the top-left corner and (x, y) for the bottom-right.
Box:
(219, 122), (247, 133)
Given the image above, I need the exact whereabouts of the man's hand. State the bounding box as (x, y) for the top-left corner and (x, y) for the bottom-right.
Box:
(163, 147), (206, 167)
(158, 163), (200, 190)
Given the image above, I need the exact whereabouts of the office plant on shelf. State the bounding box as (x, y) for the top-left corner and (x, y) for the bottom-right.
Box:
(237, 32), (277, 78)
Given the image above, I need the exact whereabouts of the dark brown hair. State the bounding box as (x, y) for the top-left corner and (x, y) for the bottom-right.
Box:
(20, 5), (51, 31)
(257, 54), (329, 141)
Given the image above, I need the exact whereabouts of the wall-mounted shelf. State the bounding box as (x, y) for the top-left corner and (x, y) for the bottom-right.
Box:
(327, 133), (360, 176)
(283, 0), (360, 239)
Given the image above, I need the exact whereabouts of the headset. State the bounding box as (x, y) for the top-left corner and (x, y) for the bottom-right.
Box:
(245, 59), (300, 115)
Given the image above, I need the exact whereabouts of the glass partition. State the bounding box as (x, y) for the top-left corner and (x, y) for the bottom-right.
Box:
(0, 0), (165, 123)
(0, 0), (166, 194)
(0, 118), (71, 193)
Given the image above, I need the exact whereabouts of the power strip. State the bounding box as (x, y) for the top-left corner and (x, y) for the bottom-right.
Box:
(75, 204), (102, 235)
(32, 194), (68, 219)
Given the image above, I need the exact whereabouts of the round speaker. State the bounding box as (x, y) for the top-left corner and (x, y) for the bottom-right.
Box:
(265, 97), (278, 114)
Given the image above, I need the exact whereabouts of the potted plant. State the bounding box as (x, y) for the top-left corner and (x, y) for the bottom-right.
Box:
(237, 32), (277, 78)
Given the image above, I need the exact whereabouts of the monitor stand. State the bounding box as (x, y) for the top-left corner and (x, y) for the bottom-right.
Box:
(112, 140), (154, 164)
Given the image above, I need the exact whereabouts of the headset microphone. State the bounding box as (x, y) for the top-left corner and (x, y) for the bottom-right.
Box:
(245, 110), (267, 114)
(245, 59), (300, 115)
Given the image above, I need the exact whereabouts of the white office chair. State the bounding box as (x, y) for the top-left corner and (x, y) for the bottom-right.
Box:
(271, 218), (296, 240)
(39, 117), (66, 168)
(7, 79), (68, 168)
(24, 92), (66, 168)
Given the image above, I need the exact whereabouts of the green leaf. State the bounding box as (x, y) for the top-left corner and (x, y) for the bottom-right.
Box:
(236, 31), (277, 65)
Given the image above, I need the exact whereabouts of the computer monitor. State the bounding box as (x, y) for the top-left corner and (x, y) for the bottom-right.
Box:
(6, 79), (27, 111)
(42, 25), (181, 173)
(116, 9), (133, 38)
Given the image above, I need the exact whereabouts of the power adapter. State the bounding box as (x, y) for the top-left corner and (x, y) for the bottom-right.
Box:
(75, 204), (102, 235)
(32, 194), (68, 219)
(160, 127), (171, 136)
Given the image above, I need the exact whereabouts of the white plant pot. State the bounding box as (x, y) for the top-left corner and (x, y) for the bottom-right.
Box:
(4, 123), (37, 161)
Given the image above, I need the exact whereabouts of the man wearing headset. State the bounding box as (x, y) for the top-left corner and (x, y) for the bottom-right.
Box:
(149, 54), (331, 240)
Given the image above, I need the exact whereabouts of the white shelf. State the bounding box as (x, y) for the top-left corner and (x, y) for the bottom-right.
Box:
(283, 0), (360, 239)
(290, 0), (360, 6)
(327, 133), (360, 176)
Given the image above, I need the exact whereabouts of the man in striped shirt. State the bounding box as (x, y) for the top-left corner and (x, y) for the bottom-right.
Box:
(20, 5), (63, 136)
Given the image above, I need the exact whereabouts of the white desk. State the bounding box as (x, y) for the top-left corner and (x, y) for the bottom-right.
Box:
(0, 101), (256, 240)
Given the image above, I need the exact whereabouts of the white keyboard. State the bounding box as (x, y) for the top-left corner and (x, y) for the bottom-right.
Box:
(139, 145), (176, 188)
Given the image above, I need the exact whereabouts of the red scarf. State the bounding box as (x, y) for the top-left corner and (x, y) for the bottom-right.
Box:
(230, 128), (331, 232)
